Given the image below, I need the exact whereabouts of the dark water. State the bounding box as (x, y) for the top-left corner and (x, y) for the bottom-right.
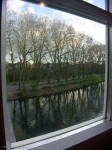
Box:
(8, 82), (104, 142)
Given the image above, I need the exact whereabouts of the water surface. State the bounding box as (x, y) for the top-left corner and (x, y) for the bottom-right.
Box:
(8, 82), (104, 141)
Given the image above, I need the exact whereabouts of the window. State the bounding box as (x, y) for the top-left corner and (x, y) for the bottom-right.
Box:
(6, 0), (106, 142)
(1, 0), (112, 150)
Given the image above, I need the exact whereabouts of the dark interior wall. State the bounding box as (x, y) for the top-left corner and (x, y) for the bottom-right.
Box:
(66, 129), (112, 150)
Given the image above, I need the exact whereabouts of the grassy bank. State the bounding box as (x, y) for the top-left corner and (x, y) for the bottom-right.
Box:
(7, 74), (104, 100)
(42, 74), (104, 89)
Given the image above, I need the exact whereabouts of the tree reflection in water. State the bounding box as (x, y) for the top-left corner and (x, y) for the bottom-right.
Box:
(8, 82), (104, 141)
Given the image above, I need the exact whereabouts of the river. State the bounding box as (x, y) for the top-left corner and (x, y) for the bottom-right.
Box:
(8, 82), (104, 142)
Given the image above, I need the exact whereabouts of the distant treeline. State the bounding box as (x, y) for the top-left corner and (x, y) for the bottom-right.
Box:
(6, 11), (105, 89)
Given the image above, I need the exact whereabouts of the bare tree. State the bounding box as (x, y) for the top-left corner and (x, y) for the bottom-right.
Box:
(29, 16), (49, 85)
(47, 20), (69, 82)
(6, 11), (17, 84)
(13, 13), (37, 89)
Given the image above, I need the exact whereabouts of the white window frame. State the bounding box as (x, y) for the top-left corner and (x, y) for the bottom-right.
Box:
(1, 0), (112, 149)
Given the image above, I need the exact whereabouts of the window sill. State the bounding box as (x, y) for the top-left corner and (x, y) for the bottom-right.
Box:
(11, 119), (112, 150)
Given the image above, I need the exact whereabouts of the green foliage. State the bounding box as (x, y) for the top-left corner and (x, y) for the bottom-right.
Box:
(40, 75), (104, 90)
(91, 73), (100, 79)
(30, 80), (38, 90)
(18, 89), (26, 97)
(41, 85), (52, 89)
(91, 74), (103, 83)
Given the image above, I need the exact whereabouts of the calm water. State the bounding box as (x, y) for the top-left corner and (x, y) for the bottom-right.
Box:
(8, 82), (104, 142)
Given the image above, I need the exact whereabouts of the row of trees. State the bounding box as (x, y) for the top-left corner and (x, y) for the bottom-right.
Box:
(6, 11), (105, 89)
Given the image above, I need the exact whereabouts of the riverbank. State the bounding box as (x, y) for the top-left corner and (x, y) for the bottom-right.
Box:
(7, 74), (104, 100)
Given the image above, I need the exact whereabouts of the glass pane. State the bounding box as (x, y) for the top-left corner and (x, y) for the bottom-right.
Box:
(6, 0), (106, 143)
(82, 0), (105, 10)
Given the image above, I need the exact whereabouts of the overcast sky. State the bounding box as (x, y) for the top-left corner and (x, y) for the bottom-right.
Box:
(7, 0), (106, 44)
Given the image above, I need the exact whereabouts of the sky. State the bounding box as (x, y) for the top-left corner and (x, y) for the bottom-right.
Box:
(7, 0), (106, 44)
(83, 0), (105, 9)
